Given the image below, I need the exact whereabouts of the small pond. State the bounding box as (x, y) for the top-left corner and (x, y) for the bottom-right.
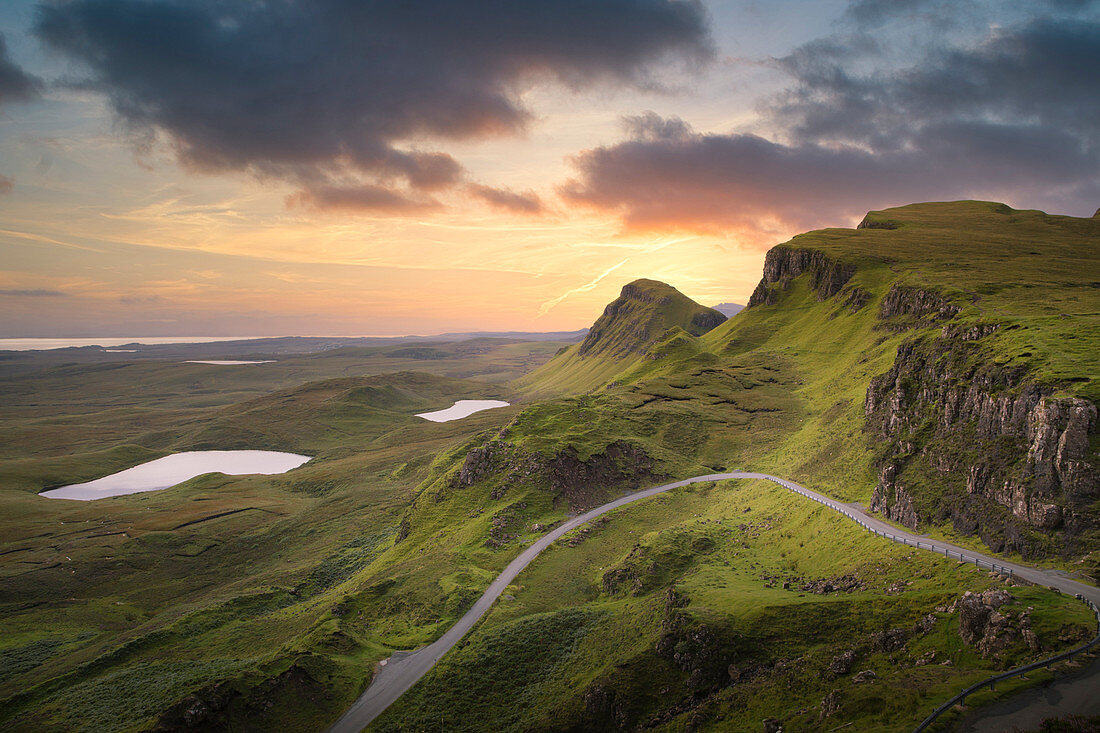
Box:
(415, 400), (510, 422)
(41, 450), (311, 500)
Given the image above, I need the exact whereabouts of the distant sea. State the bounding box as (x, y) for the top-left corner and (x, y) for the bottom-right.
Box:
(0, 336), (270, 351)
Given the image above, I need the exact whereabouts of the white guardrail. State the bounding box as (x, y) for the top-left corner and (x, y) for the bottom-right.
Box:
(761, 477), (1099, 733)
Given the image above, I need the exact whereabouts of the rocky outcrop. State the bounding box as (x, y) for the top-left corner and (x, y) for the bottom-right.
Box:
(155, 660), (327, 732)
(775, 573), (864, 594)
(941, 322), (1001, 341)
(748, 247), (855, 307)
(448, 438), (659, 512)
(820, 690), (841, 719)
(485, 501), (528, 548)
(828, 649), (856, 676)
(583, 684), (629, 729)
(155, 681), (237, 731)
(451, 440), (517, 488)
(868, 468), (919, 529)
(864, 331), (1099, 555)
(877, 285), (961, 326)
(655, 616), (732, 689)
(837, 286), (872, 315)
(545, 441), (659, 510)
(655, 595), (743, 690)
(953, 590), (1041, 660)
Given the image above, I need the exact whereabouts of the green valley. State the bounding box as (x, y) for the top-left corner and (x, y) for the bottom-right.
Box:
(1, 201), (1098, 732)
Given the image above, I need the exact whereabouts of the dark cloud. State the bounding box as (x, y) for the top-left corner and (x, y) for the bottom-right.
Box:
(844, 0), (978, 28)
(564, 15), (1100, 236)
(0, 289), (70, 297)
(844, 0), (1096, 28)
(287, 184), (441, 214)
(0, 174), (12, 195)
(0, 34), (40, 107)
(777, 18), (1100, 147)
(35, 0), (712, 208)
(467, 184), (543, 214)
(622, 111), (695, 141)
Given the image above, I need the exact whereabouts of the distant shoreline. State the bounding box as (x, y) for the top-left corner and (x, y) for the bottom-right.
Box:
(0, 330), (589, 352)
(0, 336), (277, 351)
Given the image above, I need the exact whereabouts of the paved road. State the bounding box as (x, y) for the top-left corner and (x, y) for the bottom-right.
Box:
(327, 472), (1100, 733)
(954, 653), (1100, 732)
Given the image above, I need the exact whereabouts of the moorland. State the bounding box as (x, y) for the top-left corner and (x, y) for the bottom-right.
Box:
(1, 200), (1098, 732)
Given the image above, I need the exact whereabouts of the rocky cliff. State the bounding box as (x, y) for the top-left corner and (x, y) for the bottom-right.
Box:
(747, 246), (855, 307)
(864, 321), (1098, 557)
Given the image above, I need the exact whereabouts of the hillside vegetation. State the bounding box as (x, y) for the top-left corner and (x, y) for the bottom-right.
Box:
(519, 279), (726, 396)
(375, 201), (1098, 731)
(1, 201), (1096, 732)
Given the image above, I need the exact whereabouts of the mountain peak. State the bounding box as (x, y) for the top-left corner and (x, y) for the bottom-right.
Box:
(577, 279), (725, 358)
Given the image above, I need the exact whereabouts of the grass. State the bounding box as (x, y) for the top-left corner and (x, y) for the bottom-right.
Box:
(376, 479), (1094, 732)
(1, 201), (1096, 732)
(0, 348), (546, 731)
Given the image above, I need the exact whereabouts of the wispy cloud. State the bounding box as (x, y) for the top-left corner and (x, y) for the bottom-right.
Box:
(538, 258), (629, 316)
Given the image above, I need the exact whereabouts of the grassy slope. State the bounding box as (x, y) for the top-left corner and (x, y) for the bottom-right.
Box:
(372, 201), (1098, 732)
(376, 480), (1091, 732)
(519, 279), (726, 397)
(0, 343), (563, 732)
(788, 201), (1099, 401)
(1, 202), (1096, 732)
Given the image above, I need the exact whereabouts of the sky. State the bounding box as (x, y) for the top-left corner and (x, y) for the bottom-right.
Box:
(1, 0), (1097, 338)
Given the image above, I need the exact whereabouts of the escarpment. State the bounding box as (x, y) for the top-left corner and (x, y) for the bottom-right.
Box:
(877, 285), (961, 327)
(864, 328), (1099, 556)
(747, 246), (855, 306)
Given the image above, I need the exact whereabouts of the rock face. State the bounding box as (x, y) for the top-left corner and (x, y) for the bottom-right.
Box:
(865, 329), (1099, 556)
(748, 247), (855, 307)
(877, 285), (961, 326)
(869, 469), (920, 529)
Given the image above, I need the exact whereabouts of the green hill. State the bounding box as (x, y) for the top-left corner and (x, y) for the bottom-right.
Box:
(2, 201), (1097, 733)
(519, 278), (726, 395)
(372, 200), (1098, 732)
(721, 200), (1099, 562)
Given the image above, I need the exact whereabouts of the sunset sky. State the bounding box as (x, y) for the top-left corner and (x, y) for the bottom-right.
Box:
(1, 0), (1097, 337)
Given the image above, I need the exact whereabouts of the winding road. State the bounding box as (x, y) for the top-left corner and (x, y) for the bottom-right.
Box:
(328, 472), (1100, 733)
